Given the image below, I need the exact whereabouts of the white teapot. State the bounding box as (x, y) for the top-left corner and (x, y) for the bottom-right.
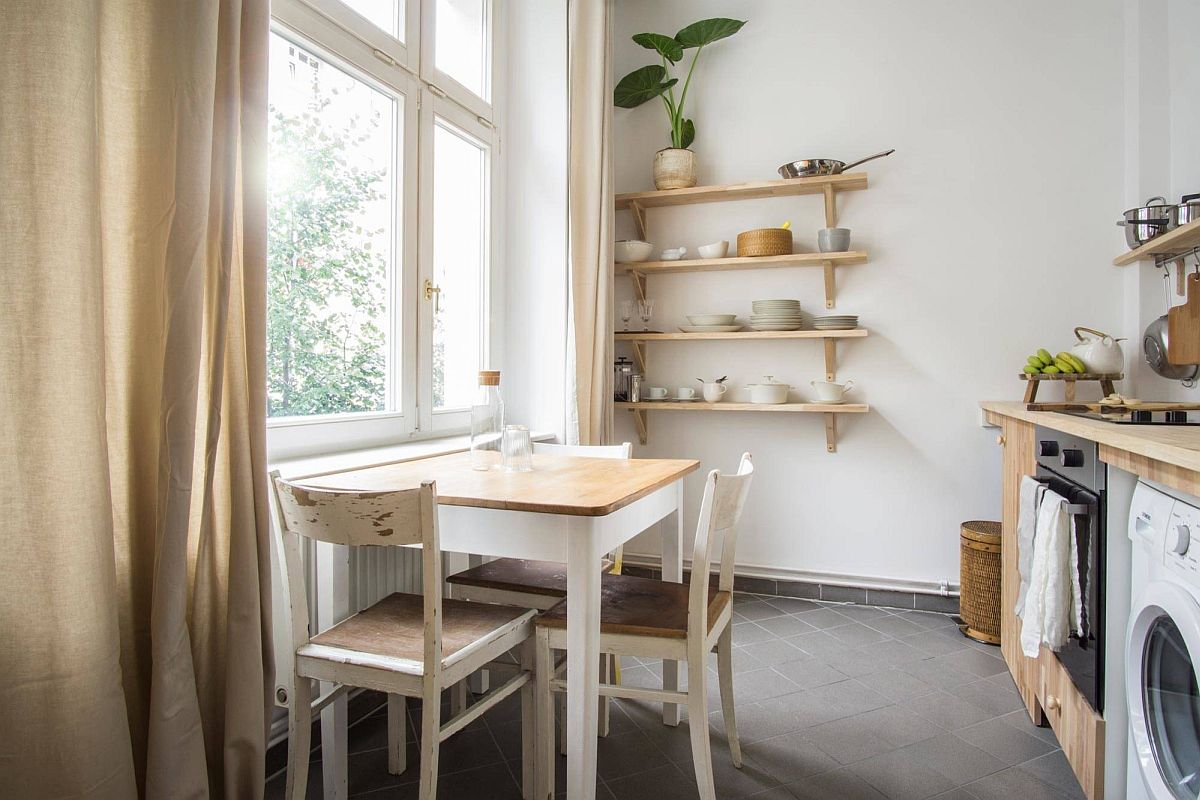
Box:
(1070, 327), (1125, 375)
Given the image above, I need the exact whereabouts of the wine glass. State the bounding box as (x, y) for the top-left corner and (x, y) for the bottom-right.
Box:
(638, 298), (655, 331)
(620, 299), (634, 331)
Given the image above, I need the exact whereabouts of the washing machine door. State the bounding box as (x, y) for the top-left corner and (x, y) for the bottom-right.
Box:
(1128, 581), (1200, 799)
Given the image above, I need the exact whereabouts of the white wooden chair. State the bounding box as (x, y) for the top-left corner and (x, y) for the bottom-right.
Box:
(269, 471), (538, 800)
(445, 441), (633, 740)
(533, 453), (754, 800)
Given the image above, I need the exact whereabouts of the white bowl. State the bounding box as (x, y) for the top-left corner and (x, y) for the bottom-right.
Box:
(697, 240), (729, 259)
(615, 240), (653, 263)
(687, 313), (737, 326)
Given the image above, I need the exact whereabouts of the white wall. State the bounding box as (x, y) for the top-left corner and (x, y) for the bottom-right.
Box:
(1126, 0), (1200, 401)
(612, 0), (1126, 590)
(501, 0), (570, 438)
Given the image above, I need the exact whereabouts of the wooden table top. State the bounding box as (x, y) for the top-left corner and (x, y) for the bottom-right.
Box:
(300, 451), (700, 517)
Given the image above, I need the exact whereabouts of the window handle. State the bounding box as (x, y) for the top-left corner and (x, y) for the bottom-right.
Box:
(424, 279), (441, 313)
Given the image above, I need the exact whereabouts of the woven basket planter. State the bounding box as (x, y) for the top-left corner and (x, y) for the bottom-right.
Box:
(960, 520), (1002, 645)
(737, 228), (793, 258)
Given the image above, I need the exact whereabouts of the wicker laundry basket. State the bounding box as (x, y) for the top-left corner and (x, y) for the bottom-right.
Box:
(959, 520), (1002, 645)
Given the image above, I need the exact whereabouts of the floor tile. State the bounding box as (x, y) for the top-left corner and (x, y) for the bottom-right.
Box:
(734, 599), (787, 623)
(604, 762), (700, 800)
(955, 718), (1055, 768)
(826, 623), (892, 647)
(795, 607), (856, 630)
(897, 656), (980, 689)
(1015, 751), (1086, 799)
(864, 614), (928, 639)
(998, 709), (1058, 746)
(948, 677), (1026, 717)
(850, 746), (956, 800)
(903, 629), (974, 657)
(596, 729), (667, 781)
(937, 648), (1010, 679)
(902, 734), (1006, 785)
(785, 767), (890, 799)
(963, 765), (1073, 800)
(739, 639), (808, 668)
(773, 659), (848, 690)
(730, 666), (803, 704)
(772, 681), (890, 729)
(742, 730), (840, 782)
(761, 596), (821, 615)
(732, 700), (812, 744)
(832, 605), (896, 623)
(899, 689), (997, 731)
(787, 630), (858, 660)
(732, 622), (778, 646)
(755, 614), (819, 639)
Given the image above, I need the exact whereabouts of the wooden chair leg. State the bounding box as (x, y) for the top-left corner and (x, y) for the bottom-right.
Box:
(520, 638), (536, 800)
(598, 653), (612, 738)
(535, 630), (555, 800)
(717, 626), (742, 768)
(557, 684), (567, 756)
(451, 679), (468, 717)
(419, 679), (441, 800)
(387, 693), (407, 775)
(686, 657), (717, 800)
(286, 674), (313, 800)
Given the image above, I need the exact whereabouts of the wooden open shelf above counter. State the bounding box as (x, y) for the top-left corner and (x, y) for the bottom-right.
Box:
(615, 172), (868, 210)
(1114, 219), (1200, 266)
(617, 401), (869, 452)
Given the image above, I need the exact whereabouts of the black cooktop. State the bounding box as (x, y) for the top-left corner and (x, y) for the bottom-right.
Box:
(1058, 409), (1199, 425)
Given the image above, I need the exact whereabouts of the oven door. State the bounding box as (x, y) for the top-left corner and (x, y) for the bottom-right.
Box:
(1036, 465), (1104, 712)
(1127, 581), (1200, 800)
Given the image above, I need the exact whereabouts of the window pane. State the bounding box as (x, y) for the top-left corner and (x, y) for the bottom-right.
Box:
(267, 32), (397, 418)
(435, 0), (487, 100)
(432, 120), (487, 411)
(341, 0), (404, 42)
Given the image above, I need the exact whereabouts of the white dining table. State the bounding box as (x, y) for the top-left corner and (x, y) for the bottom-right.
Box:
(300, 450), (700, 800)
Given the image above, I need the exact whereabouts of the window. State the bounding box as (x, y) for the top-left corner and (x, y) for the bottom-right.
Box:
(268, 0), (497, 457)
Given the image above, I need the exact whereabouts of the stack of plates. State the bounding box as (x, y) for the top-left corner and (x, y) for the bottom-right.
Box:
(812, 315), (859, 330)
(750, 299), (803, 331)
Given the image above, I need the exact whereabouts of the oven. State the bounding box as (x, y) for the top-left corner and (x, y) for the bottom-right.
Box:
(1034, 425), (1107, 713)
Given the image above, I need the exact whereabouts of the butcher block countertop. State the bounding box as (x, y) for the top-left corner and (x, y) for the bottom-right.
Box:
(981, 401), (1200, 480)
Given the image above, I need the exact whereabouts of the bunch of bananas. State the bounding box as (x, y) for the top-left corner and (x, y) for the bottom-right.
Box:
(1023, 348), (1087, 376)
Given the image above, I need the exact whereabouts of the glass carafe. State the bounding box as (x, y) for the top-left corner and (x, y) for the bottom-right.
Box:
(470, 370), (504, 470)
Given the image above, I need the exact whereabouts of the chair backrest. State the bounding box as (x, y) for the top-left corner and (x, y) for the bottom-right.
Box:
(268, 471), (444, 677)
(687, 453), (754, 639)
(532, 441), (633, 459)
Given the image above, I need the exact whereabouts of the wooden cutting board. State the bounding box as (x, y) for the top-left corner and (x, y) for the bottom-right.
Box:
(1168, 272), (1200, 365)
(1027, 402), (1200, 413)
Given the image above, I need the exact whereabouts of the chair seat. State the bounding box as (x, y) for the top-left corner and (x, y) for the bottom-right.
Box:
(534, 573), (731, 639)
(446, 557), (614, 599)
(298, 592), (534, 675)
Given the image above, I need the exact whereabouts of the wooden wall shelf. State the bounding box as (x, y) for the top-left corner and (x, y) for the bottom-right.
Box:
(615, 172), (867, 210)
(1114, 219), (1200, 266)
(617, 401), (869, 452)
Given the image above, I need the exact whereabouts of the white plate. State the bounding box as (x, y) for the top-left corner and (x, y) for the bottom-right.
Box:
(678, 325), (744, 333)
(686, 314), (737, 326)
(753, 299), (801, 305)
(750, 314), (804, 319)
(750, 324), (804, 331)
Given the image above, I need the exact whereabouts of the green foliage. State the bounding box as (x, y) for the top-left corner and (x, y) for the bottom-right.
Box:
(613, 17), (746, 149)
(266, 88), (388, 418)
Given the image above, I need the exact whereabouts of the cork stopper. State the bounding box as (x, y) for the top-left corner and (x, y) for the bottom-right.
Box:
(478, 370), (501, 386)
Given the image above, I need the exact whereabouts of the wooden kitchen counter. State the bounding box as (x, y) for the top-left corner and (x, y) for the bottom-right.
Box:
(981, 401), (1200, 495)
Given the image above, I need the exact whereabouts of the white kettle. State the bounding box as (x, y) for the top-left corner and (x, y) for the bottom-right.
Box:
(1070, 327), (1125, 375)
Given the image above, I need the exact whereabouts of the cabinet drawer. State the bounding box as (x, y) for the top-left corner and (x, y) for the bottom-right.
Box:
(1038, 648), (1104, 799)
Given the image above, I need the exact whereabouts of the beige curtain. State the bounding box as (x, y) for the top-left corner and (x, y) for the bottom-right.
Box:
(0, 1), (273, 797)
(568, 0), (616, 446)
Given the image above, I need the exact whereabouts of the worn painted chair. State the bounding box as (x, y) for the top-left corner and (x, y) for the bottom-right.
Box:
(269, 472), (538, 800)
(533, 453), (754, 800)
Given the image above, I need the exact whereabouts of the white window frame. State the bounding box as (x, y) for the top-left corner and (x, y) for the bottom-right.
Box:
(267, 0), (500, 460)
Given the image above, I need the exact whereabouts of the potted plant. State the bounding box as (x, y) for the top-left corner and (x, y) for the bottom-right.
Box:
(614, 17), (747, 190)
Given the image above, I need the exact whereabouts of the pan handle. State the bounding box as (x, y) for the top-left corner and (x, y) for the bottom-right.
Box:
(839, 149), (895, 172)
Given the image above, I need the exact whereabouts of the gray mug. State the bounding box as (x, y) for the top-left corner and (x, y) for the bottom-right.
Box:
(818, 228), (851, 253)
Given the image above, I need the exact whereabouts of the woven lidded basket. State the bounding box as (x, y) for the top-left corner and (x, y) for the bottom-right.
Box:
(737, 228), (793, 257)
(959, 520), (1002, 645)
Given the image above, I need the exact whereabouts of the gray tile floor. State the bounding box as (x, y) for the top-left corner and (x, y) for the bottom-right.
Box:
(265, 593), (1084, 800)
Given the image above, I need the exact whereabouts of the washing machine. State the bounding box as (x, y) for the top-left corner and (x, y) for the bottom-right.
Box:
(1127, 480), (1200, 800)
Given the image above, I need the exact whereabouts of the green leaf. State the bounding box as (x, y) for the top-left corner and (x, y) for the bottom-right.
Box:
(614, 65), (679, 109)
(679, 118), (695, 149)
(631, 32), (683, 64)
(674, 18), (746, 49)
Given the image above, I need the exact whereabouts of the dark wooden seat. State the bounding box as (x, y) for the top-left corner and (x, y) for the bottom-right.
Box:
(535, 573), (731, 639)
(303, 592), (534, 670)
(446, 557), (615, 599)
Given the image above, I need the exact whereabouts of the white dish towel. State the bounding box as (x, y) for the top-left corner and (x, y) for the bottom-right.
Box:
(1015, 475), (1046, 618)
(1020, 488), (1083, 657)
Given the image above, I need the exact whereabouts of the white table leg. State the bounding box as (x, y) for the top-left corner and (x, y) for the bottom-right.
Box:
(566, 520), (602, 800)
(661, 480), (684, 727)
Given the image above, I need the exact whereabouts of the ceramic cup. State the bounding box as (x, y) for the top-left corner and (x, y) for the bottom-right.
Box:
(817, 228), (851, 253)
(648, 387), (668, 399)
(676, 387), (696, 399)
(702, 383), (728, 403)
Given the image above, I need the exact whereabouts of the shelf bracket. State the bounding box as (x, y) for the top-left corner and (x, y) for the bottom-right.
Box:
(825, 413), (837, 453)
(822, 260), (836, 309)
(630, 341), (647, 375)
(632, 408), (648, 445)
(823, 338), (837, 381)
(629, 201), (647, 241)
(629, 270), (647, 303)
(823, 185), (837, 228)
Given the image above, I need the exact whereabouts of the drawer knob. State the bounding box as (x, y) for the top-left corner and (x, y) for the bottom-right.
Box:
(1045, 695), (1060, 712)
(996, 435), (1006, 446)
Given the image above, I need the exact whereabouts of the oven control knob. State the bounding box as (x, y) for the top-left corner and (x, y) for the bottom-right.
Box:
(1060, 449), (1085, 468)
(1170, 524), (1192, 556)
(1038, 441), (1060, 457)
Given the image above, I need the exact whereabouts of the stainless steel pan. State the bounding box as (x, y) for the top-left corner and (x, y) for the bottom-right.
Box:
(777, 149), (895, 179)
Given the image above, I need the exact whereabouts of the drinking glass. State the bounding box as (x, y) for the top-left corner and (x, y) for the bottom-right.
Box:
(638, 298), (655, 331)
(620, 299), (634, 331)
(501, 425), (533, 472)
